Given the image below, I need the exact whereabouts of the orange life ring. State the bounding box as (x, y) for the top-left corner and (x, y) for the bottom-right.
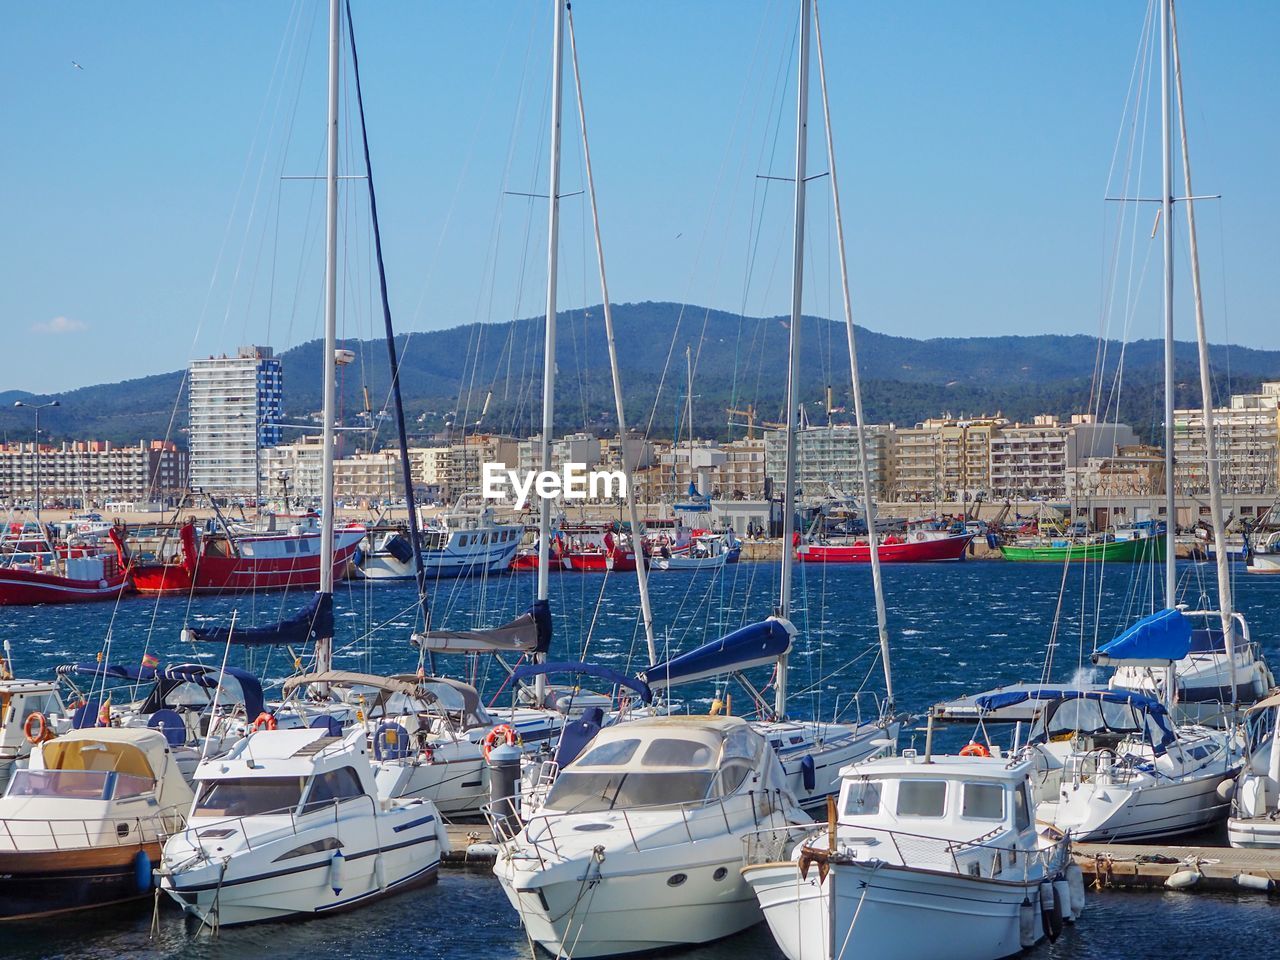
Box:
(23, 711), (49, 744)
(250, 711), (278, 733)
(959, 741), (991, 758)
(482, 723), (518, 762)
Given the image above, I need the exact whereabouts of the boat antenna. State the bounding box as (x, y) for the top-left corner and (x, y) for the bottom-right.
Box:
(315, 0), (341, 677)
(534, 0), (567, 705)
(565, 2), (657, 664)
(813, 0), (893, 713)
(1168, 0), (1236, 707)
(776, 0), (812, 721)
(344, 0), (432, 641)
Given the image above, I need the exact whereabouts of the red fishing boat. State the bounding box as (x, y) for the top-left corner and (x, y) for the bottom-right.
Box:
(0, 528), (131, 606)
(797, 526), (974, 564)
(130, 517), (366, 595)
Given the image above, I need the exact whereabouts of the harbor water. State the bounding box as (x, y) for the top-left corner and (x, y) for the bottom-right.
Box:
(2, 558), (1277, 958)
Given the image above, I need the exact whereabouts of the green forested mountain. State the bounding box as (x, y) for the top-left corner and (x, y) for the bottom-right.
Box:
(4, 301), (1278, 448)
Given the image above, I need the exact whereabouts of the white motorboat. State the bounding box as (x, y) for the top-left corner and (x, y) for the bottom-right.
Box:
(0, 727), (192, 920)
(1109, 609), (1273, 724)
(651, 531), (737, 572)
(488, 715), (810, 958)
(1228, 691), (1280, 848)
(355, 501), (522, 581)
(992, 687), (1241, 841)
(1246, 531), (1280, 574)
(743, 750), (1082, 960)
(160, 727), (447, 926)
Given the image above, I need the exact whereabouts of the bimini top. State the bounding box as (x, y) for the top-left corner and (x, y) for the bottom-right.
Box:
(981, 687), (1179, 756)
(139, 663), (265, 719)
(1092, 608), (1192, 667)
(641, 618), (795, 690)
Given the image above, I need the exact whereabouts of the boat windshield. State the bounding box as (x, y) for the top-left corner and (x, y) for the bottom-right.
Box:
(5, 769), (153, 801)
(194, 776), (305, 817)
(1030, 697), (1148, 744)
(544, 734), (731, 813)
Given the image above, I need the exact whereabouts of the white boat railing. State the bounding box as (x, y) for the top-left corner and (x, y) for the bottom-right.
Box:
(484, 787), (797, 871)
(739, 820), (1071, 883)
(0, 803), (188, 853)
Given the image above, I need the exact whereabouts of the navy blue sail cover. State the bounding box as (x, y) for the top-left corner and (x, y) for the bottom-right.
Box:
(641, 618), (793, 690)
(183, 591), (334, 648)
(153, 663), (266, 718)
(1092, 608), (1193, 667)
(974, 686), (1177, 754)
(56, 661), (158, 683)
(510, 661), (652, 704)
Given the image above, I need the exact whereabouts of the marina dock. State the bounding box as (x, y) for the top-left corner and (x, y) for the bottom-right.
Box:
(1075, 841), (1280, 893)
(443, 822), (498, 867)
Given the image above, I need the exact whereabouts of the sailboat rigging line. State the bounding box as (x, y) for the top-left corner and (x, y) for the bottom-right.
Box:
(343, 0), (431, 640)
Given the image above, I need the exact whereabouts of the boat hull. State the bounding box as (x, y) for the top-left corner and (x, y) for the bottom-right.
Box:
(1042, 766), (1236, 842)
(0, 567), (130, 606)
(562, 551), (641, 572)
(0, 842), (159, 921)
(1246, 553), (1280, 574)
(999, 536), (1165, 563)
(799, 534), (973, 564)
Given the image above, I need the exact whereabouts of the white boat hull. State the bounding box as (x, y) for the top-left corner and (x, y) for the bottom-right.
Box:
(1042, 767), (1235, 842)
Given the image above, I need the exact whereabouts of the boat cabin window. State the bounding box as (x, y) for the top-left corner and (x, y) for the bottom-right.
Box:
(842, 779), (882, 817)
(5, 769), (152, 801)
(576, 738), (641, 767)
(301, 766), (366, 813)
(895, 779), (946, 818)
(960, 782), (1004, 821)
(195, 777), (305, 817)
(1014, 786), (1031, 830)
(641, 738), (713, 768)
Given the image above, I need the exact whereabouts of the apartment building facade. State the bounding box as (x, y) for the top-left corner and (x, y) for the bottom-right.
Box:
(764, 424), (892, 501)
(188, 345), (283, 496)
(0, 440), (188, 505)
(1173, 382), (1280, 495)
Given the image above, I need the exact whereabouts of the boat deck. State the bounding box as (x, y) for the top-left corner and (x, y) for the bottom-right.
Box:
(1075, 841), (1280, 893)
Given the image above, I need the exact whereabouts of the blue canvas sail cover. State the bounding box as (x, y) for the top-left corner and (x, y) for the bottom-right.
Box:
(973, 686), (1177, 755)
(145, 663), (266, 718)
(510, 661), (653, 704)
(641, 618), (795, 690)
(1092, 608), (1193, 667)
(411, 599), (552, 655)
(181, 592), (334, 648)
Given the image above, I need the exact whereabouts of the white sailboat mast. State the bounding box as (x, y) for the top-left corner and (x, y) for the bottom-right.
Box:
(316, 0), (341, 675)
(1159, 0), (1177, 612)
(535, 0), (566, 700)
(1168, 0), (1236, 705)
(812, 0), (893, 710)
(776, 0), (812, 720)
(564, 4), (657, 664)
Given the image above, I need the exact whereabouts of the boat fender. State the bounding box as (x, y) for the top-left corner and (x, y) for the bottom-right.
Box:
(328, 850), (346, 896)
(374, 853), (387, 892)
(133, 849), (153, 893)
(1066, 862), (1087, 919)
(1216, 778), (1236, 802)
(465, 842), (499, 859)
(1235, 873), (1273, 893)
(1165, 869), (1200, 891)
(800, 755), (816, 793)
(1054, 878), (1074, 923)
(353, 546), (366, 567)
(1019, 898), (1038, 949)
(1038, 881), (1060, 942)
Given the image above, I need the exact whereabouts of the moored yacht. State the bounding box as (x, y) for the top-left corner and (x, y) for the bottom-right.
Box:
(742, 750), (1081, 960)
(159, 727), (447, 926)
(488, 715), (810, 958)
(354, 501), (522, 581)
(0, 727), (192, 920)
(1228, 691), (1280, 848)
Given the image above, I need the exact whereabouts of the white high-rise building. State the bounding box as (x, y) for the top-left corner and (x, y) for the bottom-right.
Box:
(189, 346), (283, 497)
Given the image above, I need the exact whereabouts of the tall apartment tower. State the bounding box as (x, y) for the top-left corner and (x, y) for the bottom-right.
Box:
(189, 346), (283, 496)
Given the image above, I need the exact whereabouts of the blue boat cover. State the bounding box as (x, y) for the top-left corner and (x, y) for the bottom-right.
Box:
(641, 618), (793, 690)
(510, 660), (652, 703)
(1092, 608), (1193, 667)
(56, 661), (158, 683)
(973, 686), (1177, 754)
(183, 592), (334, 648)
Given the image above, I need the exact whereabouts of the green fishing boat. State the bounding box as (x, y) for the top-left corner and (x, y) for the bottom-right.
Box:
(999, 535), (1166, 563)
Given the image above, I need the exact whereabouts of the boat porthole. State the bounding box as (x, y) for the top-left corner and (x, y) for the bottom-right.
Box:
(713, 867), (728, 881)
(667, 873), (687, 887)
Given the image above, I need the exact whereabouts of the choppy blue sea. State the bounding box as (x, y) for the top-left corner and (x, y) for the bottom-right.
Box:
(2, 558), (1277, 958)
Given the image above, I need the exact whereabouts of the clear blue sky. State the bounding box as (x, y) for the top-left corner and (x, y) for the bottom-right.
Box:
(3, 1), (1277, 394)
